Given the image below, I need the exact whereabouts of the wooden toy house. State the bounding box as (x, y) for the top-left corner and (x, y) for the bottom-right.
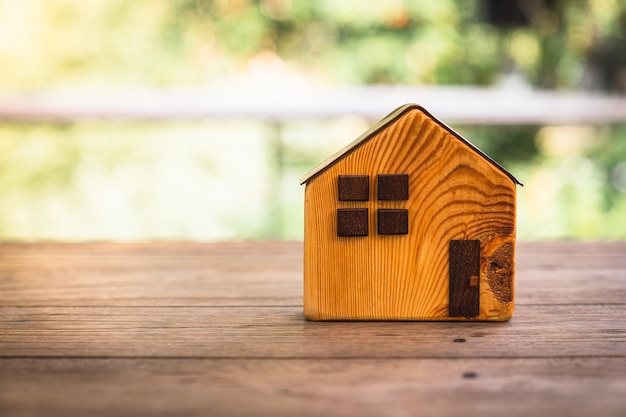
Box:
(300, 104), (521, 321)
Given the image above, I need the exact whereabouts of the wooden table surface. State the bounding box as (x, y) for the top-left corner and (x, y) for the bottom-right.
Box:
(0, 241), (625, 417)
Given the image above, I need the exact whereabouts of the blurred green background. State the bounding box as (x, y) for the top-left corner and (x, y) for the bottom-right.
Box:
(0, 0), (625, 241)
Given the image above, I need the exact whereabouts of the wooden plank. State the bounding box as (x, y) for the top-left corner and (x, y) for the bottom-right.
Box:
(1, 305), (624, 358)
(449, 240), (481, 317)
(0, 242), (303, 307)
(0, 242), (304, 266)
(518, 269), (626, 305)
(0, 242), (624, 417)
(516, 242), (626, 269)
(2, 241), (625, 270)
(1, 357), (625, 417)
(0, 242), (625, 307)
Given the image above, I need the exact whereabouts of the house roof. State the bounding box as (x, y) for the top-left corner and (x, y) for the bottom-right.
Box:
(300, 103), (522, 186)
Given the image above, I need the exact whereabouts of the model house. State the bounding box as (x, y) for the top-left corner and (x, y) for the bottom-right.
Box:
(301, 104), (521, 321)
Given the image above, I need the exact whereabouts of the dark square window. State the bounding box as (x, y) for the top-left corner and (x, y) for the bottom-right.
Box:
(337, 208), (368, 237)
(378, 174), (409, 200)
(338, 175), (369, 201)
(378, 209), (408, 235)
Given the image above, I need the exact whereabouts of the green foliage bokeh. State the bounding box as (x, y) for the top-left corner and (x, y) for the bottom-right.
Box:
(0, 0), (625, 240)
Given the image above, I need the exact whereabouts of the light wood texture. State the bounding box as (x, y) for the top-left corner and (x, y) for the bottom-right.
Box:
(2, 358), (625, 417)
(0, 242), (625, 417)
(303, 106), (517, 320)
(1, 304), (625, 358)
(0, 241), (623, 307)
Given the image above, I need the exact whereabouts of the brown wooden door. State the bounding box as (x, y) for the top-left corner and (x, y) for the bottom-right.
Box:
(448, 240), (480, 317)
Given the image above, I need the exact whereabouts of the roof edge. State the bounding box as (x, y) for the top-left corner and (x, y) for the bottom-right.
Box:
(299, 103), (522, 186)
(299, 104), (416, 184)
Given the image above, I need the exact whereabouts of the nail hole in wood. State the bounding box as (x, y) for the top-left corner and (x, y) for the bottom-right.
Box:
(462, 371), (478, 379)
(453, 338), (466, 343)
(469, 275), (479, 287)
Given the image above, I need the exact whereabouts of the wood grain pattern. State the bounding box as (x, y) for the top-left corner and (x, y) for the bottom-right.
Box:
(1, 304), (624, 358)
(0, 242), (625, 417)
(2, 358), (625, 417)
(449, 240), (480, 317)
(303, 107), (516, 321)
(0, 242), (624, 307)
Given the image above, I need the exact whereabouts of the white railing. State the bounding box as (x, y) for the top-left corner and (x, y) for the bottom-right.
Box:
(1, 85), (625, 124)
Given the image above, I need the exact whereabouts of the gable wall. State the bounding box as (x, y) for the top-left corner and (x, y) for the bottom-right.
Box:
(304, 109), (516, 320)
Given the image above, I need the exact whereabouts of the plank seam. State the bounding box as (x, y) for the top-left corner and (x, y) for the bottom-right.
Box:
(1, 355), (624, 360)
